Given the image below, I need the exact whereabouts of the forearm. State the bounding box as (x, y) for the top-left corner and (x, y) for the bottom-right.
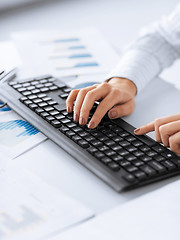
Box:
(107, 4), (180, 93)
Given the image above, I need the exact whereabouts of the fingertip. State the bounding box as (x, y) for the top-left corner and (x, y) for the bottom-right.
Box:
(134, 128), (141, 135)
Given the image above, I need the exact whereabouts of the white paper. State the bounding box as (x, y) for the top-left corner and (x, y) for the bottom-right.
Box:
(0, 167), (94, 240)
(12, 28), (120, 78)
(0, 102), (46, 159)
(57, 180), (180, 240)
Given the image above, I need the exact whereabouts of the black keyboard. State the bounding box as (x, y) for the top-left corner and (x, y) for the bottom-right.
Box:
(1, 75), (180, 191)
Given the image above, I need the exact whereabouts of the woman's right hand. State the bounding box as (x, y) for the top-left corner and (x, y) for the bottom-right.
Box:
(66, 77), (137, 129)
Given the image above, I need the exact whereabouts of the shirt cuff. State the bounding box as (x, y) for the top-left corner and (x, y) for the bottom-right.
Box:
(106, 49), (161, 94)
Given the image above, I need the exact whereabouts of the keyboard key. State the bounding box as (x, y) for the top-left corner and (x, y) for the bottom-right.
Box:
(38, 102), (48, 107)
(112, 136), (123, 142)
(112, 155), (123, 162)
(40, 112), (49, 118)
(24, 100), (33, 106)
(49, 85), (58, 91)
(66, 130), (76, 138)
(59, 125), (69, 133)
(161, 151), (175, 159)
(153, 155), (165, 162)
(104, 149), (116, 157)
(29, 103), (38, 110)
(94, 151), (105, 159)
(161, 160), (176, 170)
(133, 170), (146, 180)
(90, 140), (103, 147)
(119, 140), (130, 147)
(125, 135), (136, 142)
(146, 150), (158, 157)
(119, 160), (130, 167)
(41, 87), (49, 92)
(125, 154), (137, 161)
(59, 93), (69, 99)
(46, 116), (55, 122)
(111, 145), (122, 151)
(132, 140), (143, 147)
(78, 140), (89, 149)
(101, 157), (112, 164)
(133, 150), (144, 157)
(148, 161), (167, 173)
(152, 144), (165, 153)
(35, 108), (44, 114)
(124, 145), (137, 152)
(51, 120), (61, 128)
(72, 135), (82, 142)
(125, 165), (138, 173)
(44, 106), (54, 112)
(18, 87), (27, 92)
(140, 165), (156, 176)
(104, 139), (115, 146)
(118, 149), (129, 156)
(33, 98), (42, 104)
(108, 162), (120, 171)
(140, 155), (152, 162)
(132, 160), (144, 167)
(123, 174), (136, 183)
(119, 131), (129, 138)
(55, 114), (65, 120)
(22, 91), (31, 96)
(139, 145), (151, 152)
(49, 110), (60, 116)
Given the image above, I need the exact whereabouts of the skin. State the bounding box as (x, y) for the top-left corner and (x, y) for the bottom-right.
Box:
(66, 77), (137, 128)
(135, 114), (180, 155)
(66, 77), (180, 155)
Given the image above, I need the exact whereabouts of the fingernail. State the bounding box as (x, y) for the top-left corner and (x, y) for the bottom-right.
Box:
(79, 117), (85, 125)
(88, 121), (95, 129)
(74, 113), (79, 122)
(134, 128), (140, 134)
(109, 111), (117, 119)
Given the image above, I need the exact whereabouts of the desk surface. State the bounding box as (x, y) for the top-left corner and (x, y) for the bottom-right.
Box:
(1, 0), (180, 215)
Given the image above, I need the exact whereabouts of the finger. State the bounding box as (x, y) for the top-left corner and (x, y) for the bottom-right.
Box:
(154, 114), (180, 142)
(87, 93), (121, 129)
(73, 85), (97, 122)
(159, 120), (180, 147)
(108, 98), (135, 119)
(66, 89), (79, 113)
(134, 122), (155, 135)
(169, 131), (180, 155)
(79, 83), (111, 125)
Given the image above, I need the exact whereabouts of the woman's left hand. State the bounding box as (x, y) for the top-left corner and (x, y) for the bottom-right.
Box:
(134, 113), (180, 155)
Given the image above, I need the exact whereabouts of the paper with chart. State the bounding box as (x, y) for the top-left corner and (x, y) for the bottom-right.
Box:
(0, 101), (46, 159)
(0, 167), (94, 240)
(12, 29), (120, 80)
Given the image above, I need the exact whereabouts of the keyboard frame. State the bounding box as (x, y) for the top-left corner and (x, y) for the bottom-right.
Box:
(1, 76), (180, 192)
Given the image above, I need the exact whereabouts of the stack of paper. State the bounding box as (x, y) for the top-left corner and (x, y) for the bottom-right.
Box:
(0, 167), (94, 240)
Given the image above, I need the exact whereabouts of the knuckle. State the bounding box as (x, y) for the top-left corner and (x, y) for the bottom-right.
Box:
(154, 118), (162, 127)
(111, 88), (120, 96)
(79, 88), (88, 95)
(86, 90), (95, 98)
(169, 135), (176, 147)
(159, 125), (166, 134)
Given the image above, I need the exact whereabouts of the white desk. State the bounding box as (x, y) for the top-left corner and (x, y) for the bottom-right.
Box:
(1, 0), (180, 215)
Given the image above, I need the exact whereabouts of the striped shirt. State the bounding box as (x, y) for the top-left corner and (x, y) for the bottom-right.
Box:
(107, 3), (180, 93)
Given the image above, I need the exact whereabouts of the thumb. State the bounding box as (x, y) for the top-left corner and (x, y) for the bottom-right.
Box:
(108, 99), (135, 119)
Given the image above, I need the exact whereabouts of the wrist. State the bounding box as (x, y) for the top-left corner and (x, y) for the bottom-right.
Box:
(108, 77), (137, 97)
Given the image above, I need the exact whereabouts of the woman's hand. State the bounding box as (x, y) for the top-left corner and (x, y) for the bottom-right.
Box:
(66, 77), (137, 129)
(134, 114), (180, 155)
